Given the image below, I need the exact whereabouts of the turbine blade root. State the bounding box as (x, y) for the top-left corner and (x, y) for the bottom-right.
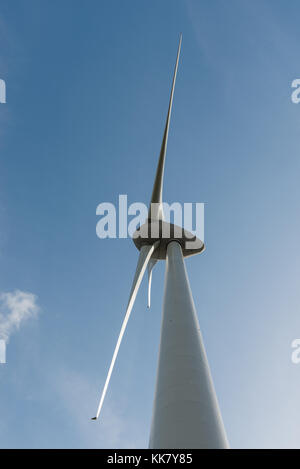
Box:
(147, 258), (158, 308)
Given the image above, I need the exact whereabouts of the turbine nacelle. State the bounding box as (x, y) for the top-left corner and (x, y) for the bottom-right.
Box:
(132, 220), (205, 259)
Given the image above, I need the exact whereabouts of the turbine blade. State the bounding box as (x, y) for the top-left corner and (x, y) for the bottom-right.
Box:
(92, 242), (159, 420)
(148, 34), (182, 221)
(147, 258), (158, 309)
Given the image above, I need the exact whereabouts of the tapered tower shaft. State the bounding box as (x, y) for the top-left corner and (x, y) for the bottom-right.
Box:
(149, 241), (228, 449)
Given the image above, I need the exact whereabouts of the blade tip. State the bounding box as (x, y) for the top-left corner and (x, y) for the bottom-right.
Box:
(91, 417), (97, 420)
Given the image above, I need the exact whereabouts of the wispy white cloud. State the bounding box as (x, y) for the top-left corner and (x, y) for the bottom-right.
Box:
(0, 290), (39, 342)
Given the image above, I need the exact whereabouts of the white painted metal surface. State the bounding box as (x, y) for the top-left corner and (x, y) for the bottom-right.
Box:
(92, 37), (229, 450)
(149, 241), (228, 449)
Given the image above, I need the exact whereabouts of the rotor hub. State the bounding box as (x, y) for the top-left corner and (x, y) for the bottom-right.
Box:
(132, 220), (205, 259)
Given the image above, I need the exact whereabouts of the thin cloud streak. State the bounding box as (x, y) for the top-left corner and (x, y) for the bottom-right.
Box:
(51, 367), (140, 448)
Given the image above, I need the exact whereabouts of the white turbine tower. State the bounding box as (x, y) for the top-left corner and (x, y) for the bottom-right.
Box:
(92, 35), (228, 449)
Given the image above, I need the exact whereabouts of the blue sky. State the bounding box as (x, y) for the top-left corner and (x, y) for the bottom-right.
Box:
(1, 0), (300, 448)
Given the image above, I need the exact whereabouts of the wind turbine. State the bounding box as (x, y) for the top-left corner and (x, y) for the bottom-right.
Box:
(92, 35), (228, 449)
